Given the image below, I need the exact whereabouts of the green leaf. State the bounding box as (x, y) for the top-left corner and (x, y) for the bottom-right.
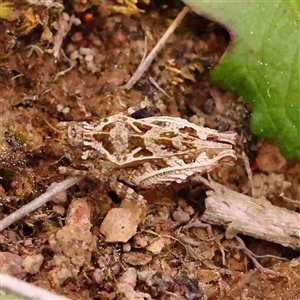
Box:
(183, 0), (300, 159)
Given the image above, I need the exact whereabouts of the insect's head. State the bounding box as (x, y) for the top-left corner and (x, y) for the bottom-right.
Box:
(56, 121), (86, 165)
(58, 121), (84, 147)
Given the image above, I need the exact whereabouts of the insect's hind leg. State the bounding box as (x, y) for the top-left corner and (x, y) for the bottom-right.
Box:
(124, 97), (160, 119)
(109, 181), (146, 206)
(58, 166), (88, 177)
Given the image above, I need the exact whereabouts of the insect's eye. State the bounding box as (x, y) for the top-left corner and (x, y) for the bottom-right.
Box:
(68, 125), (77, 138)
(67, 123), (83, 146)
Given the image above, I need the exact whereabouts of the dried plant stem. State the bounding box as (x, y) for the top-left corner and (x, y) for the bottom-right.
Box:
(0, 274), (72, 300)
(124, 6), (190, 90)
(235, 236), (287, 278)
(201, 180), (300, 249)
(149, 76), (171, 98)
(242, 151), (254, 196)
(0, 176), (81, 231)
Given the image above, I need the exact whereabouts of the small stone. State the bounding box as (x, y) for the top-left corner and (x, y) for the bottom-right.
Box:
(91, 268), (105, 284)
(111, 262), (121, 276)
(24, 238), (33, 248)
(70, 50), (79, 61)
(118, 267), (137, 286)
(79, 47), (93, 56)
(184, 205), (195, 215)
(121, 252), (152, 266)
(290, 259), (299, 267)
(22, 254), (44, 274)
(147, 238), (169, 254)
(197, 269), (221, 284)
(53, 205), (66, 215)
(133, 233), (148, 248)
(172, 207), (190, 224)
(48, 198), (96, 286)
(62, 107), (70, 115)
(177, 198), (188, 208)
(100, 203), (143, 243)
(123, 243), (131, 252)
(66, 198), (93, 230)
(71, 32), (83, 42)
(85, 54), (94, 62)
(56, 104), (64, 112)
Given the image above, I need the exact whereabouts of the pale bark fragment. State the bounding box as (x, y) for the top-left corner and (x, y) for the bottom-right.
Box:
(201, 180), (300, 249)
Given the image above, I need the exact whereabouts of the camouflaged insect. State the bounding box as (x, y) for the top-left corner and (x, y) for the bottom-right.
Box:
(58, 111), (237, 202)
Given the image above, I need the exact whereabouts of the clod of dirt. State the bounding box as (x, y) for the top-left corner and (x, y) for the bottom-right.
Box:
(10, 168), (36, 199)
(52, 204), (66, 215)
(256, 141), (287, 173)
(21, 254), (44, 274)
(0, 252), (26, 278)
(137, 270), (173, 297)
(252, 172), (285, 199)
(48, 197), (97, 286)
(117, 267), (152, 300)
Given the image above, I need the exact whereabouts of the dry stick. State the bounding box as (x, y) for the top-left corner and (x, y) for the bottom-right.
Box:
(124, 6), (190, 90)
(0, 274), (72, 300)
(149, 76), (171, 98)
(121, 36), (148, 91)
(242, 151), (254, 196)
(0, 176), (81, 231)
(235, 236), (287, 278)
(201, 180), (300, 249)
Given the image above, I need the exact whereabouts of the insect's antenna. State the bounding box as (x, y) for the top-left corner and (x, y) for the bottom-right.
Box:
(49, 155), (65, 165)
(86, 130), (110, 135)
(42, 116), (63, 134)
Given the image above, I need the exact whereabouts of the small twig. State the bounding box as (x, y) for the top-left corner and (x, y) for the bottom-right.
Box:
(235, 236), (288, 278)
(53, 62), (76, 82)
(140, 35), (148, 65)
(242, 151), (254, 196)
(149, 76), (171, 98)
(26, 44), (44, 57)
(11, 73), (24, 80)
(178, 234), (216, 245)
(124, 6), (190, 90)
(0, 274), (72, 300)
(142, 229), (190, 257)
(123, 35), (148, 90)
(0, 177), (81, 231)
(279, 193), (300, 209)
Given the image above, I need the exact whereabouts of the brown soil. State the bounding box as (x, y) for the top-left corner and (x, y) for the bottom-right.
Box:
(0, 1), (299, 299)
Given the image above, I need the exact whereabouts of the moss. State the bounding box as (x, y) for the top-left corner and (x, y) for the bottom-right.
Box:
(12, 130), (28, 145)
